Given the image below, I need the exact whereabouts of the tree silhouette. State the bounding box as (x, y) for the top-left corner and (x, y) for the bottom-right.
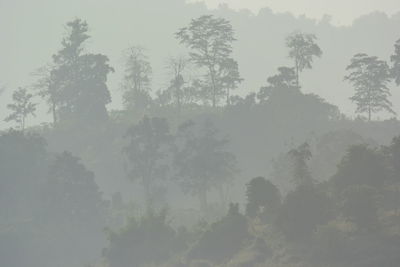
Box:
(345, 53), (394, 121)
(163, 56), (190, 112)
(174, 119), (237, 211)
(245, 177), (281, 221)
(219, 58), (243, 106)
(289, 142), (313, 186)
(391, 38), (400, 86)
(5, 87), (36, 131)
(123, 116), (172, 206)
(286, 32), (322, 88)
(37, 18), (113, 125)
(122, 46), (153, 111)
(176, 15), (237, 107)
(258, 66), (298, 102)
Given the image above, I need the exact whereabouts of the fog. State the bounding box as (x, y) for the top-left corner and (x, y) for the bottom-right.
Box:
(1, 0), (400, 266)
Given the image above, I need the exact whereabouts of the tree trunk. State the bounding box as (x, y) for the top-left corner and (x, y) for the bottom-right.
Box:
(209, 67), (217, 108)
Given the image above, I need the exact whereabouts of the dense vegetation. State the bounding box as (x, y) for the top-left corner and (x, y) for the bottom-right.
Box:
(1, 6), (400, 267)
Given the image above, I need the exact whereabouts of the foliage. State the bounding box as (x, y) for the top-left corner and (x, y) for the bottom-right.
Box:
(104, 210), (186, 267)
(123, 116), (172, 205)
(37, 18), (114, 125)
(4, 87), (37, 130)
(173, 119), (238, 211)
(122, 46), (153, 111)
(286, 32), (322, 87)
(176, 15), (238, 107)
(345, 53), (394, 120)
(276, 183), (332, 242)
(390, 38), (400, 85)
(187, 203), (250, 264)
(245, 177), (281, 222)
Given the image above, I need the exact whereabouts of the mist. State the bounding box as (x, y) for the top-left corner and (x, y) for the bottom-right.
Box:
(1, 1), (400, 267)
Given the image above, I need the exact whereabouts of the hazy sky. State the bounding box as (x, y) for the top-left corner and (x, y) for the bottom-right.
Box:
(201, 0), (400, 25)
(1, 0), (399, 129)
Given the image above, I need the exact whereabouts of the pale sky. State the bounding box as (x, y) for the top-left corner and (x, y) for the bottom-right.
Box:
(200, 0), (400, 25)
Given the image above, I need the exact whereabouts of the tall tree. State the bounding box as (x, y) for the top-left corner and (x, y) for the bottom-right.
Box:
(36, 19), (113, 124)
(174, 119), (237, 211)
(4, 87), (37, 131)
(219, 58), (243, 106)
(33, 65), (60, 124)
(390, 38), (400, 86)
(122, 46), (153, 111)
(345, 53), (394, 121)
(165, 56), (190, 112)
(123, 116), (172, 206)
(286, 32), (322, 88)
(176, 15), (237, 107)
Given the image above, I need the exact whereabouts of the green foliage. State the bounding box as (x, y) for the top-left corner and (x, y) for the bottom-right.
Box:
(4, 87), (37, 130)
(286, 32), (322, 87)
(122, 46), (153, 111)
(258, 66), (298, 102)
(341, 185), (380, 231)
(38, 18), (114, 125)
(276, 184), (332, 242)
(332, 144), (388, 193)
(123, 116), (172, 205)
(174, 119), (238, 211)
(176, 15), (238, 107)
(345, 53), (394, 120)
(0, 131), (108, 267)
(187, 203), (250, 264)
(104, 210), (186, 267)
(390, 38), (400, 85)
(245, 177), (281, 222)
(289, 142), (313, 186)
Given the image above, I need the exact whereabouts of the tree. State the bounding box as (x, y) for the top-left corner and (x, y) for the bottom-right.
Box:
(341, 185), (380, 231)
(345, 53), (394, 121)
(40, 151), (107, 224)
(122, 46), (153, 111)
(187, 203), (250, 264)
(245, 177), (281, 222)
(385, 135), (400, 178)
(104, 210), (185, 267)
(390, 38), (400, 85)
(4, 87), (37, 131)
(332, 144), (388, 193)
(164, 56), (190, 112)
(257, 66), (298, 102)
(289, 142), (313, 186)
(123, 116), (172, 205)
(276, 184), (332, 241)
(176, 15), (237, 107)
(36, 19), (114, 124)
(32, 65), (60, 124)
(38, 151), (108, 267)
(219, 58), (243, 105)
(174, 119), (237, 211)
(286, 32), (322, 88)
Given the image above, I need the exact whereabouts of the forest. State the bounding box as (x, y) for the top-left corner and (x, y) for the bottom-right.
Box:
(1, 1), (400, 267)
